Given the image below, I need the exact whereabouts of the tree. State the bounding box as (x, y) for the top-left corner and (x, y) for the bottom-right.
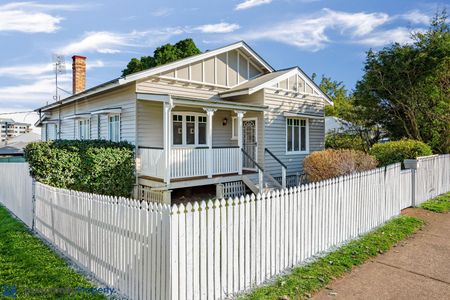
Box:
(353, 10), (450, 153)
(316, 75), (381, 152)
(318, 75), (354, 121)
(121, 38), (201, 76)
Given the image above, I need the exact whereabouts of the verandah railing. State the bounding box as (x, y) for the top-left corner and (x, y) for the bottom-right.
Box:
(138, 146), (240, 180)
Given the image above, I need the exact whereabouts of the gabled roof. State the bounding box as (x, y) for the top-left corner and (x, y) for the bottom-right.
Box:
(118, 41), (274, 84)
(220, 67), (333, 105)
(218, 69), (293, 96)
(36, 41), (274, 112)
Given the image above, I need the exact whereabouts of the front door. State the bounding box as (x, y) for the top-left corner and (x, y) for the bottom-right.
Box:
(243, 118), (257, 170)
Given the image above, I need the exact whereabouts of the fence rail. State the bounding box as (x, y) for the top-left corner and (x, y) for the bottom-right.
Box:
(0, 154), (449, 300)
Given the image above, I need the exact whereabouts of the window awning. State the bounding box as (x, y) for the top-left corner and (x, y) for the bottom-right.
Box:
(90, 107), (122, 115)
(283, 112), (324, 119)
(63, 113), (91, 120)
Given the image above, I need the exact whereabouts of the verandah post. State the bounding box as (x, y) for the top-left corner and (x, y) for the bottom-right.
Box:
(235, 110), (246, 175)
(163, 98), (173, 184)
(204, 108), (217, 179)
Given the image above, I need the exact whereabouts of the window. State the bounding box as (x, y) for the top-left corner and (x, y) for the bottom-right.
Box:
(78, 119), (90, 140)
(171, 113), (207, 146)
(108, 114), (120, 142)
(46, 123), (57, 141)
(198, 116), (207, 145)
(286, 118), (308, 153)
(173, 115), (183, 145)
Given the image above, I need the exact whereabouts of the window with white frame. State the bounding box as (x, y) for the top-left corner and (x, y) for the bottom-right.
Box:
(78, 119), (90, 140)
(286, 118), (308, 153)
(108, 114), (120, 142)
(172, 113), (207, 146)
(46, 123), (57, 141)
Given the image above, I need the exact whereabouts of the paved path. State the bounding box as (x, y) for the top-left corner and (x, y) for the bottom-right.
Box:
(313, 208), (450, 300)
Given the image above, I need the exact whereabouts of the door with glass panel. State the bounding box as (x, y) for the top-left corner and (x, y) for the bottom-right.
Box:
(242, 118), (257, 170)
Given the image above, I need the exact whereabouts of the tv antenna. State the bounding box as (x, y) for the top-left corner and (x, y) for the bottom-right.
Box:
(52, 54), (69, 102)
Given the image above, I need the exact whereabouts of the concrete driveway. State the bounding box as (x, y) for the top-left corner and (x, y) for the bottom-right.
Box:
(313, 208), (450, 300)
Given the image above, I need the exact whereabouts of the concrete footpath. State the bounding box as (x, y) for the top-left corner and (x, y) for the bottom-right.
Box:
(313, 208), (450, 300)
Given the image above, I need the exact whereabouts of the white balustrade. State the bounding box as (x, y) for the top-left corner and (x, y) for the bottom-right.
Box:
(139, 147), (241, 179)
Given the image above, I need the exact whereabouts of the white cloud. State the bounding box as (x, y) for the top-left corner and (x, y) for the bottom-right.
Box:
(0, 76), (71, 119)
(234, 9), (389, 51)
(151, 7), (172, 17)
(233, 8), (423, 51)
(0, 63), (54, 77)
(58, 31), (132, 55)
(0, 2), (83, 33)
(356, 27), (421, 46)
(0, 60), (105, 79)
(57, 29), (186, 55)
(236, 0), (272, 10)
(195, 22), (240, 33)
(400, 10), (431, 25)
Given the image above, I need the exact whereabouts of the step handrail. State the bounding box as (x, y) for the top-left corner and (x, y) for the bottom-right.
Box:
(264, 148), (287, 169)
(265, 147), (287, 188)
(241, 148), (264, 172)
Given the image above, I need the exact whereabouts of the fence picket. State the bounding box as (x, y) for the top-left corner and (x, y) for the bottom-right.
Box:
(1, 155), (449, 300)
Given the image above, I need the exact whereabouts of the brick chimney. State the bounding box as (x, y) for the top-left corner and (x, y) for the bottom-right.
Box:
(72, 55), (86, 94)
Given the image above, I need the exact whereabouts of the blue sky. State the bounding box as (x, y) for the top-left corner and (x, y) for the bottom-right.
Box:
(0, 0), (447, 125)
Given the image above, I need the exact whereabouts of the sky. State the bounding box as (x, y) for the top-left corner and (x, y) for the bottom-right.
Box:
(0, 0), (447, 128)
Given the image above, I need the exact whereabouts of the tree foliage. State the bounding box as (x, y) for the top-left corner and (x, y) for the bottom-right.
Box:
(121, 38), (201, 76)
(354, 11), (450, 153)
(369, 139), (433, 167)
(317, 75), (381, 151)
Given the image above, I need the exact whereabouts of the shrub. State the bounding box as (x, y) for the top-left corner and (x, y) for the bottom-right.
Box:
(24, 140), (135, 197)
(369, 139), (433, 167)
(304, 149), (378, 182)
(325, 132), (367, 152)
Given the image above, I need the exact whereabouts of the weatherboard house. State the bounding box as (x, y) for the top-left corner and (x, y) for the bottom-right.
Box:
(36, 41), (332, 202)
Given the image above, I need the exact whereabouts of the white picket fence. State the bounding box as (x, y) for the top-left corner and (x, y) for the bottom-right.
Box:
(0, 162), (33, 227)
(414, 154), (450, 205)
(171, 164), (403, 299)
(34, 183), (171, 300)
(0, 155), (449, 300)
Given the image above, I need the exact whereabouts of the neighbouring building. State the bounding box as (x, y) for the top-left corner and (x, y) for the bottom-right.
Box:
(35, 41), (333, 202)
(0, 118), (32, 142)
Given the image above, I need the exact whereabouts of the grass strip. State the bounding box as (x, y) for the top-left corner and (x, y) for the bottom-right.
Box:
(241, 215), (424, 300)
(0, 205), (106, 299)
(420, 192), (450, 213)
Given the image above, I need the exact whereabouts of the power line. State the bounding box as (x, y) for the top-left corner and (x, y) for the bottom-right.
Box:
(0, 110), (37, 116)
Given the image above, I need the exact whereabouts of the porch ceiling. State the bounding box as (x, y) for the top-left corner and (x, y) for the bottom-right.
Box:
(136, 92), (268, 112)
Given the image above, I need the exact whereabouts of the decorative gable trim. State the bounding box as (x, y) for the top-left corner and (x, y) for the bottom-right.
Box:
(118, 41), (274, 85)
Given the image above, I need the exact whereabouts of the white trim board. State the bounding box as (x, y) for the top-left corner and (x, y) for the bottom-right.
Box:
(220, 67), (333, 105)
(63, 113), (91, 120)
(283, 112), (325, 119)
(91, 108), (122, 115)
(119, 41), (274, 85)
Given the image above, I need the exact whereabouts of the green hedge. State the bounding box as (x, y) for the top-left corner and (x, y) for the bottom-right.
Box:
(24, 140), (135, 197)
(325, 132), (367, 152)
(369, 139), (433, 167)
